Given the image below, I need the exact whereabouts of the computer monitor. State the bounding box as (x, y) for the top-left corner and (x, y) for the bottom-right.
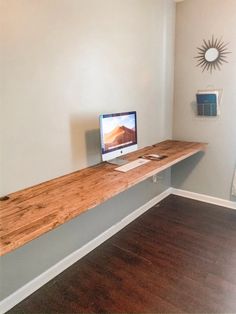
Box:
(99, 111), (137, 164)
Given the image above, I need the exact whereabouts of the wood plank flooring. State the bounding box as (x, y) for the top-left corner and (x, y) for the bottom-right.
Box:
(8, 195), (236, 313)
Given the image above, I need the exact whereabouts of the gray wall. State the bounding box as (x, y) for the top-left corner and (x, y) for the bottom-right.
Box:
(0, 0), (175, 301)
(172, 0), (236, 201)
(1, 0), (174, 196)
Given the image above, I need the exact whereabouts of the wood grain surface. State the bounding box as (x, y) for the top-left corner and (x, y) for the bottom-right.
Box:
(0, 140), (207, 256)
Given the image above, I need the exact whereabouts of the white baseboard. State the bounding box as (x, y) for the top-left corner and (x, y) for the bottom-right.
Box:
(2, 187), (235, 313)
(0, 188), (172, 314)
(171, 188), (236, 210)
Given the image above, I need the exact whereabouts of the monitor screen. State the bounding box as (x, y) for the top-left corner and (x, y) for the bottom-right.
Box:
(99, 111), (137, 162)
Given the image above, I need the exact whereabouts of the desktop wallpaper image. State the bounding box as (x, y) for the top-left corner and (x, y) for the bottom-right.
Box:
(102, 114), (136, 151)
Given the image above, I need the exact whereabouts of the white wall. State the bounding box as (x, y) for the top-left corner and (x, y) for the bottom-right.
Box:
(172, 0), (236, 201)
(1, 0), (174, 196)
(0, 0), (175, 303)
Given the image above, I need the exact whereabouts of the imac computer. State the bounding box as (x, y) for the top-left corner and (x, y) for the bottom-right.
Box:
(99, 111), (137, 165)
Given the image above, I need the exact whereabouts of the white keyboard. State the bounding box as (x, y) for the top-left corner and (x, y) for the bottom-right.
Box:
(115, 158), (151, 172)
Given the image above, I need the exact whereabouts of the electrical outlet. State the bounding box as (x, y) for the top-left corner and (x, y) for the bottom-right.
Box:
(152, 174), (158, 183)
(152, 174), (163, 183)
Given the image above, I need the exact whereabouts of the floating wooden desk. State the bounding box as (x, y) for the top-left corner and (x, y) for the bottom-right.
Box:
(0, 140), (207, 256)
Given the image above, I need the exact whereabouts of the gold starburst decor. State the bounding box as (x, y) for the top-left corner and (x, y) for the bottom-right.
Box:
(195, 36), (231, 73)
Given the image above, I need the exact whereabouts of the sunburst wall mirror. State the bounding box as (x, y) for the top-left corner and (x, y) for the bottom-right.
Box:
(195, 36), (231, 73)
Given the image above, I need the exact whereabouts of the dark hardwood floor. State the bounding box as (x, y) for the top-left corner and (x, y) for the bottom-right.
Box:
(8, 195), (236, 313)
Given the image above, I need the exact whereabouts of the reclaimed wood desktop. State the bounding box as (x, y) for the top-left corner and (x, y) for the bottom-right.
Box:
(0, 140), (207, 256)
